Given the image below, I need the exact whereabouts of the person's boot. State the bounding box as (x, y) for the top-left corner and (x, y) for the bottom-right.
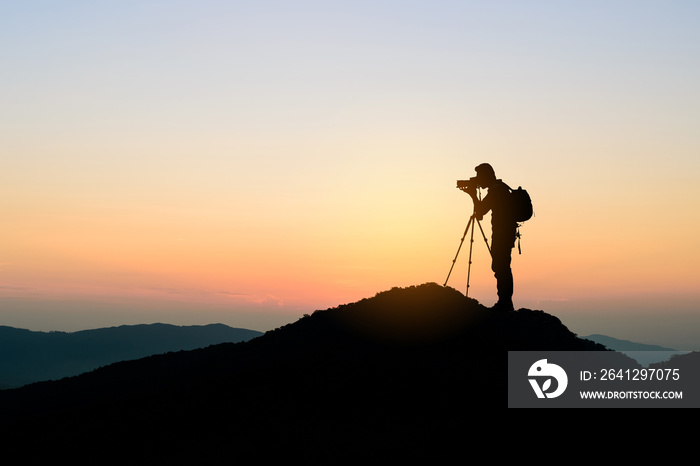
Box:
(492, 300), (514, 312)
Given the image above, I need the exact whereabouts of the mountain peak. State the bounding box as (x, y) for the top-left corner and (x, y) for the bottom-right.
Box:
(261, 282), (598, 352)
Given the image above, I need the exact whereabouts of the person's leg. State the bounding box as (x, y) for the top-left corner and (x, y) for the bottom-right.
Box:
(491, 236), (514, 311)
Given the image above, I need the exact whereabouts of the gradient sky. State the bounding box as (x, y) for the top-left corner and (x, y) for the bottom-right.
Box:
(2, 1), (699, 349)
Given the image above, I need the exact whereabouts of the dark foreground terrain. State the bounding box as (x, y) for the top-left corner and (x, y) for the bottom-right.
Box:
(0, 283), (632, 460)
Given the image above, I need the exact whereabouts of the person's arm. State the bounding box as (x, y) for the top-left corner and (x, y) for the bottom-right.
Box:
(464, 185), (491, 220)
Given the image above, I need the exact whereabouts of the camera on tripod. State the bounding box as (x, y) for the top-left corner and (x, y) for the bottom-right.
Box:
(456, 177), (479, 191)
(444, 176), (492, 295)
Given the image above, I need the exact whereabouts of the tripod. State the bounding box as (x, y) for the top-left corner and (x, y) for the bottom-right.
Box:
(444, 206), (492, 297)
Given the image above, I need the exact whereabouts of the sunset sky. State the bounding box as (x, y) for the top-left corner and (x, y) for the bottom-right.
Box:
(2, 1), (699, 350)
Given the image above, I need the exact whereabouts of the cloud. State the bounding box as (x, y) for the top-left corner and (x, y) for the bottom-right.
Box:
(217, 291), (284, 307)
(254, 295), (285, 307)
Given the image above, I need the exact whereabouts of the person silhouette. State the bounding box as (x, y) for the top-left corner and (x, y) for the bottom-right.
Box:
(463, 163), (517, 312)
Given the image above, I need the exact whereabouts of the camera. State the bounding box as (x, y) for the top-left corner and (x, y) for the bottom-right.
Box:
(456, 177), (479, 191)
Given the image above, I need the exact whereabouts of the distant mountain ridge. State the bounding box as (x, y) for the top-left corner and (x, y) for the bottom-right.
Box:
(0, 323), (263, 389)
(580, 333), (677, 351)
(580, 333), (688, 366)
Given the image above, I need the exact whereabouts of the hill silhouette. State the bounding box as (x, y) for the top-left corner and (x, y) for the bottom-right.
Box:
(0, 323), (263, 389)
(648, 350), (700, 371)
(580, 333), (688, 367)
(581, 334), (677, 352)
(0, 283), (622, 460)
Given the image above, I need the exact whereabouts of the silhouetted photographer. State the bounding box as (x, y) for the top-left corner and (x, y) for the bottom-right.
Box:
(458, 163), (521, 312)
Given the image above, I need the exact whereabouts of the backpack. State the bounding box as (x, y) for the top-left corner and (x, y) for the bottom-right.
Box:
(501, 181), (533, 222)
(509, 185), (533, 222)
(502, 182), (533, 254)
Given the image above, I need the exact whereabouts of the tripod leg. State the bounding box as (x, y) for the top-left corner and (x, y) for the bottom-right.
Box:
(466, 214), (477, 297)
(443, 215), (474, 287)
(475, 217), (492, 256)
